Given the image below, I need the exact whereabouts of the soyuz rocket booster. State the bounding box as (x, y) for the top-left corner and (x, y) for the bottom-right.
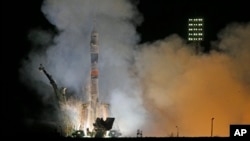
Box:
(82, 25), (110, 133)
(89, 26), (99, 125)
(90, 28), (99, 120)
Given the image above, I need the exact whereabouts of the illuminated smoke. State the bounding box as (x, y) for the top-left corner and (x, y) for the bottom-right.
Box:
(20, 0), (146, 136)
(135, 23), (250, 137)
(20, 0), (250, 137)
(61, 99), (83, 131)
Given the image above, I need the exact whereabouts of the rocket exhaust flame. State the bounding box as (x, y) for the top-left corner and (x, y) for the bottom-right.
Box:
(19, 0), (250, 137)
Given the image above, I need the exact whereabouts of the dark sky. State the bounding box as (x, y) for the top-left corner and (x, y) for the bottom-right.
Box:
(2, 0), (250, 136)
(136, 1), (250, 46)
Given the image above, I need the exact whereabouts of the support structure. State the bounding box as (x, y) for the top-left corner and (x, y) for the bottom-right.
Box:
(38, 64), (67, 105)
(211, 117), (214, 137)
(176, 126), (179, 137)
(38, 64), (69, 136)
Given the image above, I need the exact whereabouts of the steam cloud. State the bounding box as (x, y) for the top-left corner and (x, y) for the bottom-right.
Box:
(20, 0), (250, 137)
(136, 23), (250, 136)
(20, 0), (146, 136)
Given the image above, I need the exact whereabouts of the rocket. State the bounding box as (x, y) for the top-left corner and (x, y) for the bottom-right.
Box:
(88, 26), (120, 137)
(81, 24), (110, 133)
(89, 26), (100, 128)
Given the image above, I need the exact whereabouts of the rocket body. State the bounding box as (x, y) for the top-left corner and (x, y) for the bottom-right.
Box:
(81, 26), (110, 133)
(89, 28), (100, 130)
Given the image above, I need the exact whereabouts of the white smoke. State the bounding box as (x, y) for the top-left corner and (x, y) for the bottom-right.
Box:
(20, 0), (250, 137)
(20, 0), (146, 136)
(61, 99), (83, 130)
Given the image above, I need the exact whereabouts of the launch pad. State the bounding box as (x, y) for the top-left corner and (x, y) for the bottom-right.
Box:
(39, 25), (121, 138)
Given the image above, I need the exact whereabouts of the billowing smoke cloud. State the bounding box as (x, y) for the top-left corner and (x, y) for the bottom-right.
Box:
(20, 0), (250, 137)
(135, 23), (250, 137)
(20, 0), (146, 136)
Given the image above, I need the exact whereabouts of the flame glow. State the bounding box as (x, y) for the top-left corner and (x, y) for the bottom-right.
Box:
(19, 0), (250, 137)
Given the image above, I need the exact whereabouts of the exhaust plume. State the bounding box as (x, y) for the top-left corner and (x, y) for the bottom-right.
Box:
(20, 0), (146, 136)
(135, 23), (250, 137)
(20, 0), (250, 137)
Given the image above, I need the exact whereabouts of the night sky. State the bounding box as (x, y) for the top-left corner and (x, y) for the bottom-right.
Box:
(2, 0), (250, 136)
